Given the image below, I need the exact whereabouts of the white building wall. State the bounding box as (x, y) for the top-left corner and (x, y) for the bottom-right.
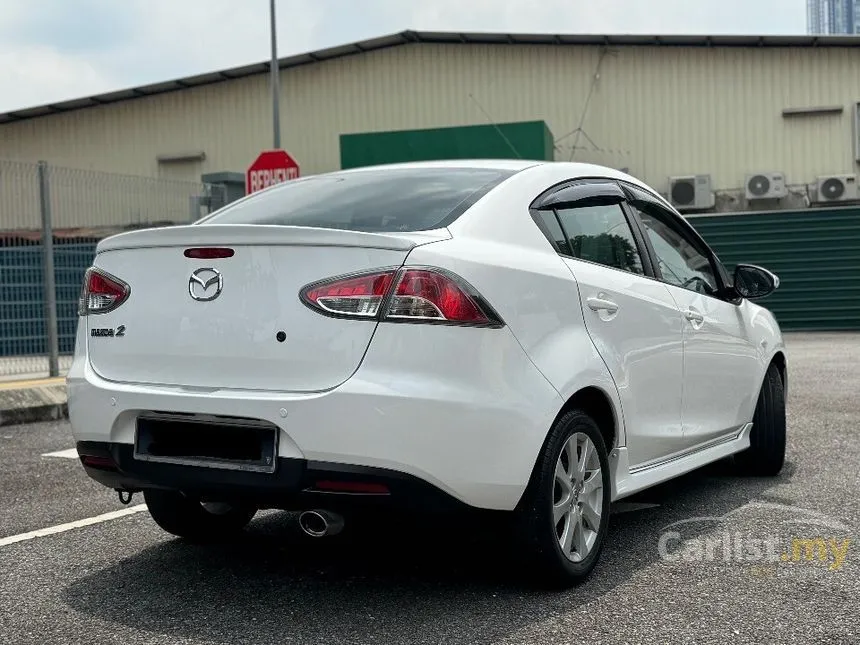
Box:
(1, 42), (859, 205)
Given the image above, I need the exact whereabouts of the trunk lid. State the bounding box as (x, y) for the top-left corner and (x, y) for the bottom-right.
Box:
(86, 224), (448, 392)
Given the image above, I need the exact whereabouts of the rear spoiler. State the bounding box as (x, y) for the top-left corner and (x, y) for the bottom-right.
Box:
(95, 224), (451, 254)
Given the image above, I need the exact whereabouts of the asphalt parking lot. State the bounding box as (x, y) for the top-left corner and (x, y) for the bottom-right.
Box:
(1, 332), (858, 645)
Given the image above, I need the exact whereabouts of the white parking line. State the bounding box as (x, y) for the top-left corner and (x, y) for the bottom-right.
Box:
(0, 505), (147, 548)
(42, 448), (79, 459)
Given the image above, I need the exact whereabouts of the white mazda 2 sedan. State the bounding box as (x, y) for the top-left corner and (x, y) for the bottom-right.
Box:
(68, 160), (786, 586)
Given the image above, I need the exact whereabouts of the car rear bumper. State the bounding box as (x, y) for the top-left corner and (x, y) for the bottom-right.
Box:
(67, 322), (563, 511)
(76, 441), (471, 513)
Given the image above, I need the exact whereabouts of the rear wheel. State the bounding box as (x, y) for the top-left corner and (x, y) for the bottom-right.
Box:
(734, 363), (786, 476)
(518, 410), (611, 587)
(143, 489), (257, 541)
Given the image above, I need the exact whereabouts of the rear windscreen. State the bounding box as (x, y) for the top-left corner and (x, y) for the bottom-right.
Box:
(199, 167), (515, 233)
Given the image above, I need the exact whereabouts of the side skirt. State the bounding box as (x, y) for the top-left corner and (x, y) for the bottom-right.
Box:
(609, 423), (753, 501)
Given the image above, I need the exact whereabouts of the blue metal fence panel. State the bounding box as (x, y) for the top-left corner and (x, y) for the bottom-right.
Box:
(0, 237), (96, 356)
(0, 158), (209, 377)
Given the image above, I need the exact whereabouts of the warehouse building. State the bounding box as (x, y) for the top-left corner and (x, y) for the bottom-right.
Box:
(1, 30), (859, 344)
(2, 30), (860, 215)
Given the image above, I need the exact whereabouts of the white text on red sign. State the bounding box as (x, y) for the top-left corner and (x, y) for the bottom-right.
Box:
(248, 167), (299, 192)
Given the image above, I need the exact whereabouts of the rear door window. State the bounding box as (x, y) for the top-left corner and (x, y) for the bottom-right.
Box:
(555, 203), (645, 275)
(199, 167), (515, 233)
(533, 210), (573, 256)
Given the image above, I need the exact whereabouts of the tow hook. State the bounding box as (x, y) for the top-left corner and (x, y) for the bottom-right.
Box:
(117, 490), (134, 505)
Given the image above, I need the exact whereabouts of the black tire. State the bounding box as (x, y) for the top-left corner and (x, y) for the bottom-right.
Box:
(143, 489), (257, 541)
(734, 363), (786, 476)
(517, 409), (612, 588)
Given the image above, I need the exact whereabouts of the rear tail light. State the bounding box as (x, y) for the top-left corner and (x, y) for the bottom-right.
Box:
(388, 269), (488, 323)
(78, 267), (130, 316)
(301, 267), (502, 327)
(302, 271), (396, 318)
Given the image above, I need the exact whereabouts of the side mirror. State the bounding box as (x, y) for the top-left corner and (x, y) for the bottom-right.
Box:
(733, 264), (780, 300)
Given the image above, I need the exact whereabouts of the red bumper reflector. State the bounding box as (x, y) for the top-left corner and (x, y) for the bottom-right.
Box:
(80, 455), (117, 470)
(314, 480), (390, 494)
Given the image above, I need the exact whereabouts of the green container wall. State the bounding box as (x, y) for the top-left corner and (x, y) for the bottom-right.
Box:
(689, 207), (860, 331)
(339, 120), (554, 169)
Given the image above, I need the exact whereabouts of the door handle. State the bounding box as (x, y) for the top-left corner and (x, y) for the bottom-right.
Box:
(587, 297), (619, 314)
(684, 309), (704, 324)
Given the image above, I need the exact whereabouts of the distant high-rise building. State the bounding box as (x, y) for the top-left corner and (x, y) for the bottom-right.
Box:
(807, 0), (859, 34)
(807, 0), (826, 33)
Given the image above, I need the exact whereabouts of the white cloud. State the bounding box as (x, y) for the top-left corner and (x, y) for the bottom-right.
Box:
(111, 0), (330, 77)
(405, 0), (805, 34)
(0, 47), (114, 111)
(0, 0), (333, 112)
(0, 0), (806, 114)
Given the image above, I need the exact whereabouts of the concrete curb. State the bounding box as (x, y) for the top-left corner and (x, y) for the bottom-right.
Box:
(0, 402), (68, 427)
(0, 384), (69, 427)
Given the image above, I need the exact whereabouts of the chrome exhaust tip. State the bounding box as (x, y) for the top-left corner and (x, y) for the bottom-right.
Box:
(298, 509), (345, 537)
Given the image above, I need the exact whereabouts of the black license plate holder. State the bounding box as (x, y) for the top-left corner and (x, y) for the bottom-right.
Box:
(134, 413), (278, 474)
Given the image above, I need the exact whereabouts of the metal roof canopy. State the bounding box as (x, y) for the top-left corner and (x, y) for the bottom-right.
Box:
(3, 29), (860, 125)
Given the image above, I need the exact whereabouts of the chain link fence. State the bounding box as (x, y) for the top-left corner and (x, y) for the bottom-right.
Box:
(0, 159), (224, 380)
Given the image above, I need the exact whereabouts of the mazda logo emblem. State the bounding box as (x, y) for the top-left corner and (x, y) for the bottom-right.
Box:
(188, 268), (223, 301)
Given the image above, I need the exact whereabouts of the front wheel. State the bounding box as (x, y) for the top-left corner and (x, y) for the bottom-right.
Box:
(143, 489), (257, 541)
(517, 410), (612, 587)
(734, 363), (786, 476)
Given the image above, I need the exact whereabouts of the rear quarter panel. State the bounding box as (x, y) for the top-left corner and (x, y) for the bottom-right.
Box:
(441, 164), (629, 448)
(403, 237), (626, 453)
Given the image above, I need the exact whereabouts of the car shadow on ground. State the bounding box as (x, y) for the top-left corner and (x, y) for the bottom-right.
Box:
(62, 458), (796, 644)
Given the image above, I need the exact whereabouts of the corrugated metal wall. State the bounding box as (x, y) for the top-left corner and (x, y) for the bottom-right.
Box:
(339, 120), (554, 169)
(2, 42), (860, 199)
(689, 207), (860, 330)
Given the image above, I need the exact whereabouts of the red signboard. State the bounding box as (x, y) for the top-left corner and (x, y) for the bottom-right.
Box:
(246, 149), (300, 194)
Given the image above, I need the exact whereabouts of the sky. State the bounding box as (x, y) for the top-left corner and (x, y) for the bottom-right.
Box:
(0, 0), (807, 114)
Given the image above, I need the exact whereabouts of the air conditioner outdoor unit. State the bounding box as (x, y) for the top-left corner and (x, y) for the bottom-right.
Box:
(812, 175), (859, 203)
(745, 172), (788, 200)
(668, 175), (715, 211)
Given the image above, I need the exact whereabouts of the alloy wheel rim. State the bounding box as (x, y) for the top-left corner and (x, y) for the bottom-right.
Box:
(553, 432), (603, 562)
